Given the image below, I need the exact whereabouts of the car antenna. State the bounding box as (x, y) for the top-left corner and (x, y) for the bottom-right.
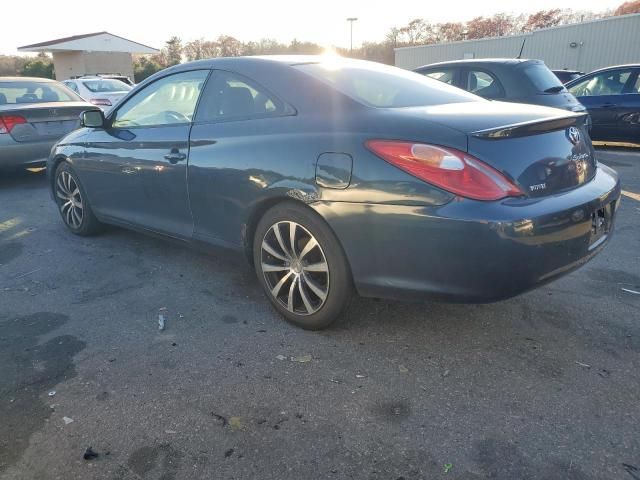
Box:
(517, 37), (527, 59)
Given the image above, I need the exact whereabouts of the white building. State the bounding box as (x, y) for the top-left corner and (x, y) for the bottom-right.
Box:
(395, 13), (640, 73)
(18, 31), (159, 81)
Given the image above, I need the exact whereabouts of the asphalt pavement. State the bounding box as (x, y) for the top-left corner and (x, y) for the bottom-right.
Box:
(0, 149), (639, 480)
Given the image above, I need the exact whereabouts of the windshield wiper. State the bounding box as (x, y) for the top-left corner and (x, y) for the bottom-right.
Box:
(544, 86), (565, 93)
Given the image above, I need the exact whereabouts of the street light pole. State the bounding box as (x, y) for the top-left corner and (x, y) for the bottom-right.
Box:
(346, 17), (358, 53)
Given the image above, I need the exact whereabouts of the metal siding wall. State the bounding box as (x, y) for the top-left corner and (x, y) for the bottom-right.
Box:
(395, 14), (640, 73)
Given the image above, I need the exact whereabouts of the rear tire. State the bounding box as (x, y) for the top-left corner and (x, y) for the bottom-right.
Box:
(253, 202), (353, 330)
(54, 162), (102, 236)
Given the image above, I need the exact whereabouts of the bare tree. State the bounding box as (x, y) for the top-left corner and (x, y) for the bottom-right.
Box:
(184, 39), (218, 61)
(437, 22), (466, 42)
(524, 9), (563, 31)
(615, 0), (640, 14)
(466, 14), (515, 39)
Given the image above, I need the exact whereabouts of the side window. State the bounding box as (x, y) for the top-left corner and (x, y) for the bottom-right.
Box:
(113, 70), (209, 128)
(64, 81), (79, 93)
(423, 70), (455, 85)
(195, 71), (284, 122)
(631, 72), (640, 94)
(466, 70), (504, 99)
(568, 70), (633, 97)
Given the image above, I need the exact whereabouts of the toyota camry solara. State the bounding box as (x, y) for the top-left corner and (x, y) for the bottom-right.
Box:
(47, 56), (620, 329)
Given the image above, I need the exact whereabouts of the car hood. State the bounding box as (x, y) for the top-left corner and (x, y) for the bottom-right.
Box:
(397, 101), (583, 135)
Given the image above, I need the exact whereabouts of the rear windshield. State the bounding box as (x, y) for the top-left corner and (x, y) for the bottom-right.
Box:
(294, 61), (481, 108)
(523, 64), (565, 93)
(82, 79), (132, 93)
(0, 81), (81, 104)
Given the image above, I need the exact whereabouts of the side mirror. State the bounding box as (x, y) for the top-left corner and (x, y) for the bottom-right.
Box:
(80, 109), (105, 128)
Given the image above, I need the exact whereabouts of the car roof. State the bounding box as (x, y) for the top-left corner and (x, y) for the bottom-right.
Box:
(0, 76), (57, 82)
(415, 58), (537, 70)
(582, 64), (640, 75)
(167, 54), (373, 72)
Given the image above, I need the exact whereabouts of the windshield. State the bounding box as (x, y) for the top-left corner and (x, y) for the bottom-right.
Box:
(82, 79), (132, 93)
(295, 60), (481, 108)
(0, 80), (82, 104)
(523, 64), (565, 93)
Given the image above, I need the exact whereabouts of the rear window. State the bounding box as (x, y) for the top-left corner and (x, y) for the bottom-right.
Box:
(294, 61), (481, 108)
(0, 81), (81, 104)
(82, 79), (132, 93)
(523, 64), (565, 93)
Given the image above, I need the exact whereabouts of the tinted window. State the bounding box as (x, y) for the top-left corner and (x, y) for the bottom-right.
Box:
(569, 70), (633, 96)
(553, 71), (582, 84)
(82, 79), (132, 93)
(522, 63), (565, 92)
(0, 81), (81, 104)
(295, 60), (480, 108)
(196, 71), (284, 122)
(113, 70), (208, 128)
(632, 73), (640, 94)
(423, 70), (455, 85)
(465, 70), (504, 99)
(63, 81), (79, 93)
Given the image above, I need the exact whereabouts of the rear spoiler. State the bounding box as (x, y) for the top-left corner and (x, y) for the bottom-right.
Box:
(471, 113), (588, 139)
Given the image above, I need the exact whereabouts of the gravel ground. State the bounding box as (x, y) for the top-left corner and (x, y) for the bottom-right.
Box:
(0, 149), (639, 480)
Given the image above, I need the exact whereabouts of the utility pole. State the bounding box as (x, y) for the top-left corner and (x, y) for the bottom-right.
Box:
(347, 17), (358, 53)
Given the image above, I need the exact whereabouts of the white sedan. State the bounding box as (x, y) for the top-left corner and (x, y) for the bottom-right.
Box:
(62, 77), (132, 111)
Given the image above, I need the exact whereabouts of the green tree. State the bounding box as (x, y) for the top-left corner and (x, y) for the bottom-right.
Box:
(133, 56), (164, 83)
(21, 59), (54, 79)
(164, 36), (183, 66)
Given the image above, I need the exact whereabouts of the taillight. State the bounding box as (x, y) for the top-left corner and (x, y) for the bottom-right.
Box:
(0, 115), (27, 134)
(90, 98), (112, 106)
(365, 140), (523, 201)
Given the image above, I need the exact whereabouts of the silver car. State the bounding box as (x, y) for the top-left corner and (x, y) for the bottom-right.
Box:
(62, 77), (132, 111)
(0, 77), (93, 169)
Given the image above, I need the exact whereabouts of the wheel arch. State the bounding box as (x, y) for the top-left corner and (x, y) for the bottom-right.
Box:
(242, 197), (354, 285)
(48, 154), (72, 196)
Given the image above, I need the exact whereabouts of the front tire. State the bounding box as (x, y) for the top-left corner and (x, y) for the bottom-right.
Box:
(253, 202), (353, 330)
(54, 162), (102, 236)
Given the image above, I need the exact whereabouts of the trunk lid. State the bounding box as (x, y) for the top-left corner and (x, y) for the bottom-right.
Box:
(1, 102), (88, 142)
(403, 101), (596, 197)
(90, 92), (127, 107)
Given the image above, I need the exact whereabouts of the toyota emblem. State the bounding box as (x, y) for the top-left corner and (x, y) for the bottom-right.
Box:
(567, 126), (581, 145)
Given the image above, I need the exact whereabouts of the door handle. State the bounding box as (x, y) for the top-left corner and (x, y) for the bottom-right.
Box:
(164, 151), (187, 164)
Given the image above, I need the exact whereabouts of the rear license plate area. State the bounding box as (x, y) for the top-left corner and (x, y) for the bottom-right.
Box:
(589, 201), (614, 248)
(36, 121), (65, 136)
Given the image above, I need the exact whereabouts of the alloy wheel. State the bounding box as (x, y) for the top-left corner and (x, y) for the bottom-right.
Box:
(56, 171), (84, 229)
(260, 221), (329, 316)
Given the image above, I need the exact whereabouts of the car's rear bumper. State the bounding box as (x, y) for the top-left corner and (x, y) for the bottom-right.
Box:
(0, 137), (56, 168)
(313, 164), (621, 303)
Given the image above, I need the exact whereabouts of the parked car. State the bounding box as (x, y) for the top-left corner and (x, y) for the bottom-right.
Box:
(48, 56), (620, 329)
(415, 59), (587, 113)
(62, 77), (132, 110)
(0, 77), (93, 169)
(553, 69), (584, 84)
(566, 64), (640, 143)
(94, 74), (135, 86)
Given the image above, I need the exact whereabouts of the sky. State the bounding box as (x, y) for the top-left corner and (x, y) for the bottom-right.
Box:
(0, 0), (626, 55)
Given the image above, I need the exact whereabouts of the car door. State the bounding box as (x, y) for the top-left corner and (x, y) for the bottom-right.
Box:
(568, 68), (635, 141)
(80, 69), (210, 237)
(617, 69), (640, 143)
(187, 69), (295, 247)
